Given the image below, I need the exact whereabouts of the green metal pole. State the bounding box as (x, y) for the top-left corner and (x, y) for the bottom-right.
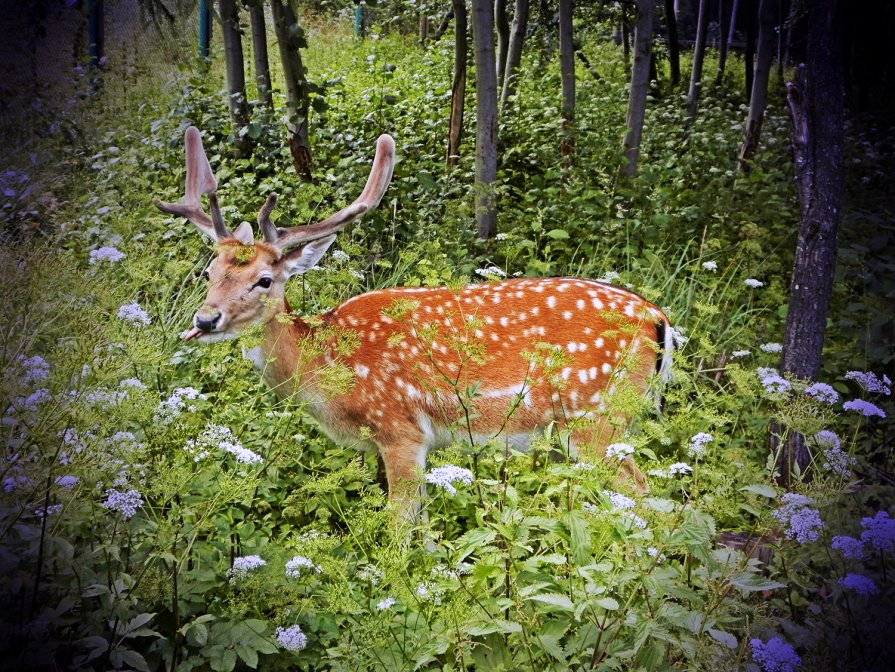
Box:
(354, 2), (364, 38)
(199, 0), (212, 60)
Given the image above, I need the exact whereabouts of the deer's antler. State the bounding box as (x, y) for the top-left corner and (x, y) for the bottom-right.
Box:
(261, 134), (395, 250)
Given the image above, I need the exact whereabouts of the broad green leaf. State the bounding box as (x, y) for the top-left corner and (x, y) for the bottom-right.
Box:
(546, 228), (570, 239)
(728, 572), (786, 592)
(526, 593), (575, 611)
(708, 629), (738, 649)
(740, 483), (778, 498)
(594, 597), (620, 610)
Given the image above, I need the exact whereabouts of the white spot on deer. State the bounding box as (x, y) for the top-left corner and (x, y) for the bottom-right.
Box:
(536, 326), (546, 336)
(355, 364), (370, 379)
(592, 298), (604, 310)
(546, 296), (557, 308)
(567, 342), (578, 353)
(348, 316), (359, 326)
(484, 316), (494, 325)
(614, 351), (621, 360)
(490, 333), (499, 341)
(407, 384), (420, 399)
(424, 305), (432, 314)
(577, 342), (587, 351)
(619, 339), (627, 348)
(515, 291), (525, 298)
(497, 316), (508, 327)
(474, 329), (484, 338)
(436, 306), (444, 315)
(551, 391), (561, 403)
(602, 363), (612, 374)
(368, 332), (378, 342)
(577, 369), (588, 384)
(491, 294), (501, 304)
(588, 366), (598, 380)
(533, 285), (545, 293)
(561, 367), (572, 380)
(557, 283), (570, 292)
(624, 303), (635, 317)
(563, 311), (573, 320)
(584, 327), (592, 335)
(570, 390), (580, 404)
(595, 337), (604, 347)
(576, 299), (585, 310)
(463, 297), (472, 304)
(517, 312), (528, 321)
(530, 306), (540, 317)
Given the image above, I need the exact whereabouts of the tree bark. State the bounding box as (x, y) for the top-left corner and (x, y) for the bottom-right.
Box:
(663, 0), (680, 89)
(471, 0), (498, 238)
(738, 0), (779, 172)
(744, 0), (757, 102)
(714, 0), (731, 86)
(447, 0), (468, 168)
(685, 0), (709, 127)
(771, 0), (845, 485)
(558, 0), (575, 162)
(271, 0), (312, 181)
(500, 0), (530, 110)
(219, 0), (251, 156)
(619, 0), (654, 179)
(248, 1), (273, 107)
(495, 0), (510, 90)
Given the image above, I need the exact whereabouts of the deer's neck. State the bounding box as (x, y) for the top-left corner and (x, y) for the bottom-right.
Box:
(244, 296), (321, 400)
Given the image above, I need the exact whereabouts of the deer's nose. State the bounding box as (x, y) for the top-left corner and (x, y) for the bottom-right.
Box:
(194, 308), (221, 333)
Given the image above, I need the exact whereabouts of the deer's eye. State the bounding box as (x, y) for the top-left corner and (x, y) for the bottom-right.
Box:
(255, 276), (273, 289)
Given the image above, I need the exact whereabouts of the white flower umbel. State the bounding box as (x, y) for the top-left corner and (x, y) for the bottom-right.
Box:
(285, 555), (321, 578)
(117, 302), (151, 327)
(425, 465), (474, 495)
(605, 443), (635, 460)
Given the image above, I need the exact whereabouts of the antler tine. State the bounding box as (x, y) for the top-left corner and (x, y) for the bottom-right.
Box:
(153, 126), (225, 241)
(272, 134), (395, 250)
(207, 193), (232, 239)
(258, 193), (279, 244)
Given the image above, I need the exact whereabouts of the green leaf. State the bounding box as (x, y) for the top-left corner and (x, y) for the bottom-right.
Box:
(236, 645), (259, 669)
(526, 593), (575, 611)
(538, 633), (567, 662)
(644, 497), (676, 513)
(728, 572), (786, 592)
(112, 649), (150, 672)
(594, 597), (620, 610)
(546, 228), (570, 239)
(708, 629), (738, 649)
(739, 483), (778, 498)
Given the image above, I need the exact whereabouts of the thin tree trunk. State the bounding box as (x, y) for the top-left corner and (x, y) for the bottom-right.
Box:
(664, 0), (680, 88)
(621, 4), (631, 67)
(771, 0), (844, 485)
(500, 0), (530, 110)
(714, 0), (731, 87)
(685, 0), (709, 127)
(558, 0), (575, 162)
(495, 0), (510, 90)
(471, 0), (498, 238)
(419, 8), (430, 45)
(744, 0), (757, 102)
(219, 0), (251, 156)
(619, 0), (654, 179)
(447, 0), (468, 168)
(271, 0), (312, 181)
(738, 0), (779, 171)
(248, 2), (273, 107)
(434, 7), (455, 40)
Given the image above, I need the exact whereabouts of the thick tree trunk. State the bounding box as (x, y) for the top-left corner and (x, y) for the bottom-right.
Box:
(500, 0), (530, 110)
(738, 0), (779, 171)
(495, 0), (510, 90)
(558, 0), (575, 162)
(685, 0), (709, 126)
(619, 0), (654, 179)
(714, 0), (731, 86)
(471, 0), (498, 238)
(271, 0), (312, 181)
(447, 0), (468, 168)
(663, 0), (680, 89)
(219, 0), (251, 156)
(771, 1), (844, 485)
(248, 2), (273, 108)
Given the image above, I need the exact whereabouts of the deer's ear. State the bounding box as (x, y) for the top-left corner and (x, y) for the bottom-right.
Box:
(278, 235), (337, 277)
(232, 221), (254, 244)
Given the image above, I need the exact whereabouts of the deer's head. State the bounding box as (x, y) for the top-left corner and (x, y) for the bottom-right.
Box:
(154, 127), (394, 342)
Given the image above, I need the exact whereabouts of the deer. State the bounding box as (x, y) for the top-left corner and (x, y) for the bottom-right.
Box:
(154, 127), (673, 514)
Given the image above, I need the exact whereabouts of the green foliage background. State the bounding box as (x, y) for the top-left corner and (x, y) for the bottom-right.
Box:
(1, 4), (893, 671)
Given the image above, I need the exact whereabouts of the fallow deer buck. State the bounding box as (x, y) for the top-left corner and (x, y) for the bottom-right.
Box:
(155, 127), (672, 510)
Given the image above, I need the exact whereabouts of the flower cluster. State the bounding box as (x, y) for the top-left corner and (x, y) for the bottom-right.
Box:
(860, 510), (895, 553)
(838, 573), (879, 596)
(605, 442), (635, 460)
(831, 535), (865, 560)
(474, 265), (506, 278)
(183, 424), (263, 464)
(55, 475), (80, 490)
(809, 430), (856, 478)
(415, 580), (446, 603)
(603, 491), (636, 510)
(117, 302), (151, 327)
(701, 260), (718, 271)
(155, 387), (207, 424)
(845, 370), (892, 395)
(772, 493), (823, 543)
(357, 564), (383, 584)
(228, 555), (267, 580)
(89, 246), (125, 264)
(803, 382), (838, 404)
(687, 433), (713, 458)
(668, 462), (693, 475)
(757, 367), (791, 395)
(101, 488), (143, 519)
(275, 625), (307, 651)
(744, 278), (765, 288)
(731, 350), (751, 358)
(285, 555), (322, 578)
(425, 465), (474, 495)
(842, 399), (886, 418)
(759, 342), (783, 353)
(18, 355), (49, 385)
(376, 596), (397, 611)
(750, 637), (801, 672)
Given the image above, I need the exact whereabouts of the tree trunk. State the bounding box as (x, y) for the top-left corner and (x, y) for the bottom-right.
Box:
(738, 0), (779, 172)
(714, 0), (731, 86)
(558, 0), (575, 162)
(685, 0), (709, 127)
(500, 0), (529, 110)
(248, 1), (273, 107)
(271, 0), (312, 181)
(619, 0), (654, 179)
(771, 1), (845, 485)
(219, 0), (251, 156)
(495, 0), (510, 90)
(664, 0), (680, 89)
(744, 0), (757, 102)
(621, 4), (631, 67)
(447, 0), (468, 168)
(419, 9), (430, 45)
(471, 0), (498, 238)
